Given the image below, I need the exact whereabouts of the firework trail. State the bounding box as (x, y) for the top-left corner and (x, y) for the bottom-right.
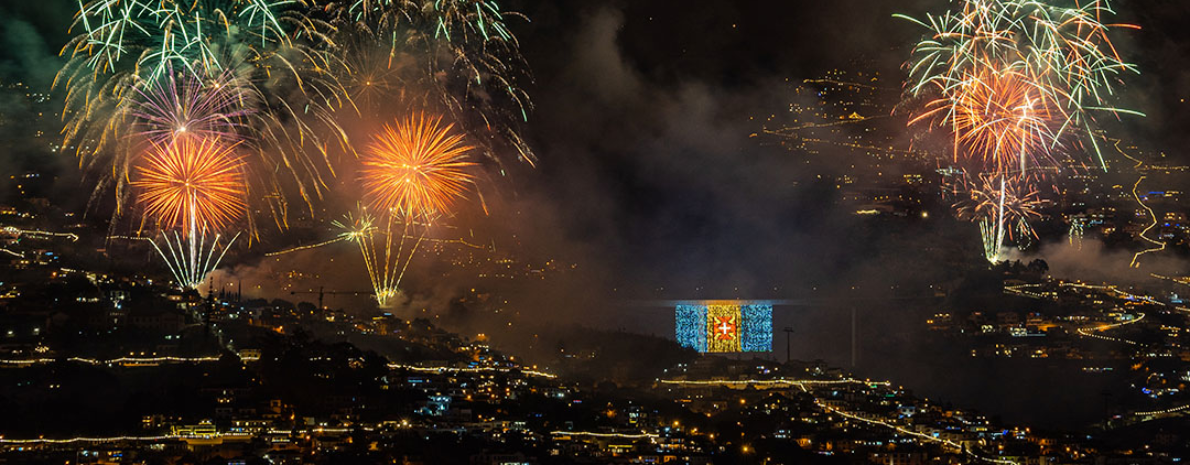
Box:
(333, 208), (446, 307)
(265, 235), (355, 257)
(953, 173), (1046, 262)
(265, 226), (488, 257)
(131, 136), (247, 288)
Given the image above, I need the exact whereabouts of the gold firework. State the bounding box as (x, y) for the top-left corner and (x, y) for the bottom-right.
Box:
(360, 113), (475, 220)
(132, 136), (247, 232)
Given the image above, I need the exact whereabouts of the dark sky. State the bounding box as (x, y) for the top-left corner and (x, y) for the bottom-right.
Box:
(2, 0), (1190, 304)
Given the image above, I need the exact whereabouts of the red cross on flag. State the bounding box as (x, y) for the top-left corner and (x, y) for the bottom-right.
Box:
(713, 315), (737, 341)
(706, 305), (742, 352)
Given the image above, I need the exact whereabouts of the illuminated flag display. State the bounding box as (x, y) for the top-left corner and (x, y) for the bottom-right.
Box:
(676, 301), (772, 353)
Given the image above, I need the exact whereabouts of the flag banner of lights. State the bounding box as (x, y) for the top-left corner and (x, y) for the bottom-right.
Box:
(676, 301), (772, 353)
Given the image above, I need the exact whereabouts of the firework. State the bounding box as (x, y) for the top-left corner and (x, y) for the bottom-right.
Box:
(312, 0), (536, 167)
(130, 69), (253, 148)
(340, 114), (475, 306)
(361, 114), (476, 219)
(58, 0), (351, 231)
(338, 47), (407, 112)
(331, 208), (412, 307)
(1068, 217), (1086, 249)
(901, 0), (1139, 262)
(900, 0), (1141, 172)
(913, 66), (1058, 174)
(134, 137), (247, 232)
(337, 212), (486, 307)
(131, 136), (247, 288)
(954, 174), (1046, 262)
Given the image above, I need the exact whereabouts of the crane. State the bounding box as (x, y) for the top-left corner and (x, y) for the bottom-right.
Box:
(290, 286), (373, 311)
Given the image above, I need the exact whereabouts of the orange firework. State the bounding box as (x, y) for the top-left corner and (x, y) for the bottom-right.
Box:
(132, 136), (247, 232)
(914, 66), (1058, 174)
(360, 113), (475, 219)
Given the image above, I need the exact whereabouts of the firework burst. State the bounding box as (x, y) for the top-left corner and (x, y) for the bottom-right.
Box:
(133, 137), (247, 232)
(131, 136), (247, 288)
(900, 0), (1141, 172)
(901, 0), (1139, 262)
(361, 113), (476, 219)
(130, 69), (253, 148)
(311, 0), (536, 167)
(914, 66), (1058, 174)
(953, 173), (1046, 262)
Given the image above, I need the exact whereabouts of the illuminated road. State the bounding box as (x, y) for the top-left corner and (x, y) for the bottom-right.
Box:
(657, 378), (888, 388)
(388, 363), (556, 379)
(1075, 312), (1145, 346)
(1005, 280), (1190, 422)
(2, 226), (79, 242)
(1111, 139), (1167, 267)
(0, 435), (179, 445)
(1006, 281), (1154, 346)
(1005, 281), (1162, 305)
(0, 355), (249, 367)
(549, 431), (658, 439)
(0, 426), (366, 445)
(1135, 403), (1190, 417)
(0, 358), (556, 382)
